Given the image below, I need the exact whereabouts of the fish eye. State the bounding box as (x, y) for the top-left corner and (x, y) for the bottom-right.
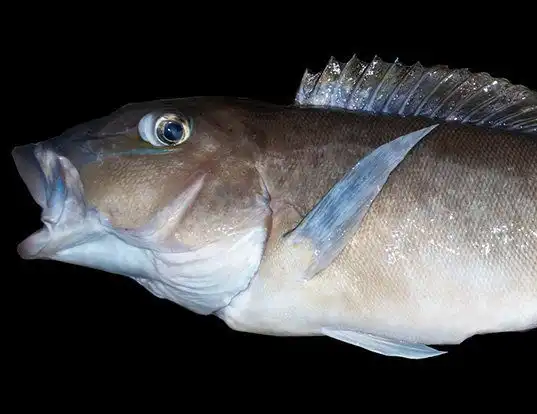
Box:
(138, 112), (192, 147)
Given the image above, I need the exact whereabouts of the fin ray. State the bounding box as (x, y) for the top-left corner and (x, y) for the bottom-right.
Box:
(296, 55), (537, 135)
(322, 328), (447, 359)
(286, 125), (438, 280)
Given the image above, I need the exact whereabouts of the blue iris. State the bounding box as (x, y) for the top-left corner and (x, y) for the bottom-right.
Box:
(163, 121), (184, 143)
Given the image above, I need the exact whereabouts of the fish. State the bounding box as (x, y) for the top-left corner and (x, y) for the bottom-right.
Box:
(11, 54), (537, 359)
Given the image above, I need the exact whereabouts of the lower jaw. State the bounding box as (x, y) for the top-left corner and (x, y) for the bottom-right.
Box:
(17, 226), (49, 259)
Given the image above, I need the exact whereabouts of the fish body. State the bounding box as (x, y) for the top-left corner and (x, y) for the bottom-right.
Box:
(219, 106), (537, 347)
(12, 55), (537, 359)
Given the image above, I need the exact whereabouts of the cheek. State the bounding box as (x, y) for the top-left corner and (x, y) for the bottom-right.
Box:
(80, 154), (195, 228)
(174, 167), (270, 247)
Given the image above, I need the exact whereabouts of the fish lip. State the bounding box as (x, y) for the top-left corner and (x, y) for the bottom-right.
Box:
(12, 143), (48, 209)
(12, 143), (71, 259)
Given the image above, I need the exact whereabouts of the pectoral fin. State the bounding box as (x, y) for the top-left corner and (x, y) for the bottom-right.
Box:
(322, 328), (447, 359)
(286, 124), (438, 280)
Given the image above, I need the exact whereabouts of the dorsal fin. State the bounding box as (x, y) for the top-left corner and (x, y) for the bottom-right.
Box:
(295, 55), (537, 135)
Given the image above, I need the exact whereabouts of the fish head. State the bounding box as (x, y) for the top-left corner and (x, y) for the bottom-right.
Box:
(12, 97), (271, 314)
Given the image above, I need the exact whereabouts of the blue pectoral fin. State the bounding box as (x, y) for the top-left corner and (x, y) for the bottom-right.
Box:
(322, 328), (447, 359)
(285, 124), (439, 280)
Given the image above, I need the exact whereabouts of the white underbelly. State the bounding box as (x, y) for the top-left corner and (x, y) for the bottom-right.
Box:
(220, 250), (537, 345)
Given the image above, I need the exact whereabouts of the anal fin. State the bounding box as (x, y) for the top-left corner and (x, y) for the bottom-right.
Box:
(322, 328), (447, 359)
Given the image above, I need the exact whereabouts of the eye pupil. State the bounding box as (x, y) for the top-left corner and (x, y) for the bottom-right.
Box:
(162, 121), (184, 143)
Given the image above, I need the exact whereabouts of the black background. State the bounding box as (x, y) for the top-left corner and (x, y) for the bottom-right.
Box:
(6, 7), (537, 384)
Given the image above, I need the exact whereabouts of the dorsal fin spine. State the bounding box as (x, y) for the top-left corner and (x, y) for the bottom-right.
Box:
(366, 58), (398, 112)
(428, 71), (471, 117)
(414, 69), (449, 115)
(398, 65), (426, 116)
(462, 95), (498, 122)
(447, 74), (500, 122)
(340, 55), (363, 108)
(381, 61), (410, 113)
(480, 85), (522, 125)
(494, 107), (528, 126)
(295, 55), (537, 136)
(510, 109), (537, 128)
(347, 56), (375, 109)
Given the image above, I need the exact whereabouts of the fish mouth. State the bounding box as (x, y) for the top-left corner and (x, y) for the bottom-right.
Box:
(12, 143), (48, 209)
(12, 143), (87, 259)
